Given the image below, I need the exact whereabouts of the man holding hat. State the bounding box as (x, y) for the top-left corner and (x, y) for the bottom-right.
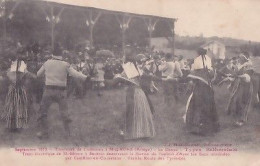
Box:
(36, 44), (88, 139)
(159, 53), (183, 105)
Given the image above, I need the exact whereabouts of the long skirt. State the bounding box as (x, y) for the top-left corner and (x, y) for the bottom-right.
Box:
(1, 84), (28, 129)
(185, 80), (219, 135)
(125, 86), (156, 139)
(227, 79), (253, 123)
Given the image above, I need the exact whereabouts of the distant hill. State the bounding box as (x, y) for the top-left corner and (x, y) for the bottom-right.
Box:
(174, 35), (260, 57)
(175, 35), (259, 49)
(151, 35), (260, 58)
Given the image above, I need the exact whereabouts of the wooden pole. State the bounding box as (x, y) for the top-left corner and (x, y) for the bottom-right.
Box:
(85, 9), (101, 49)
(143, 18), (158, 53)
(165, 19), (177, 55)
(115, 14), (132, 57)
(172, 20), (175, 56)
(3, 0), (6, 51)
(89, 9), (93, 48)
(50, 5), (54, 51)
(122, 15), (126, 56)
(89, 25), (94, 48)
(148, 18), (152, 48)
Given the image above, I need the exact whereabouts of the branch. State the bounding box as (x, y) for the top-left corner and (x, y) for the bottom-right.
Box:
(57, 7), (65, 18)
(93, 11), (102, 24)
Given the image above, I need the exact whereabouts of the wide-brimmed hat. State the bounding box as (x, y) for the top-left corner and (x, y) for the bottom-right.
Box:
(135, 54), (147, 63)
(197, 47), (207, 56)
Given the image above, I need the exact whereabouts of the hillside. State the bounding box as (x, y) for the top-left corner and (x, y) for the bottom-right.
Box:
(150, 35), (260, 58)
(175, 35), (260, 58)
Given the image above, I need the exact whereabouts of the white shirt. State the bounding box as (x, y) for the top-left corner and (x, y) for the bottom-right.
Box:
(159, 61), (183, 78)
(37, 59), (87, 87)
(10, 60), (27, 73)
(191, 55), (213, 71)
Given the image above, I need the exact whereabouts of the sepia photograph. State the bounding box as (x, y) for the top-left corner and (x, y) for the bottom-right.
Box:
(0, 0), (260, 165)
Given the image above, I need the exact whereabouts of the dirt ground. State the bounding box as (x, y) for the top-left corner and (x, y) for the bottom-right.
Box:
(0, 82), (260, 152)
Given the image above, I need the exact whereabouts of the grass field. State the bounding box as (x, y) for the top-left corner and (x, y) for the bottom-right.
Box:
(0, 81), (260, 151)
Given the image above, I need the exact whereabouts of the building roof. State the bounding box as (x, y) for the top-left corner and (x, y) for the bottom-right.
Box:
(201, 40), (225, 48)
(39, 0), (177, 20)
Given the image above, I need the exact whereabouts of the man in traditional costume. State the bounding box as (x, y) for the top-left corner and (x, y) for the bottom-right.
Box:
(82, 56), (95, 94)
(159, 53), (183, 105)
(36, 44), (88, 139)
(184, 48), (219, 135)
(226, 52), (254, 126)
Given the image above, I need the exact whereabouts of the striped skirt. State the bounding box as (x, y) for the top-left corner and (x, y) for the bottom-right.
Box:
(1, 84), (28, 129)
(227, 78), (254, 123)
(125, 86), (155, 139)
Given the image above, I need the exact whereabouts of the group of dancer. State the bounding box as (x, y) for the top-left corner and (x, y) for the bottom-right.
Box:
(0, 42), (258, 140)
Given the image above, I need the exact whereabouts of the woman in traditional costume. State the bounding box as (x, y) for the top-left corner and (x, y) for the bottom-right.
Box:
(184, 48), (219, 135)
(105, 46), (155, 140)
(226, 52), (254, 126)
(1, 56), (35, 131)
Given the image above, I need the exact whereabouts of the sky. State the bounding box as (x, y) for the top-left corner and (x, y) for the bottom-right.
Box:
(47, 0), (260, 42)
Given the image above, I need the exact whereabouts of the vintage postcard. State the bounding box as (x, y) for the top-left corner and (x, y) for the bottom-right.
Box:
(0, 0), (260, 165)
